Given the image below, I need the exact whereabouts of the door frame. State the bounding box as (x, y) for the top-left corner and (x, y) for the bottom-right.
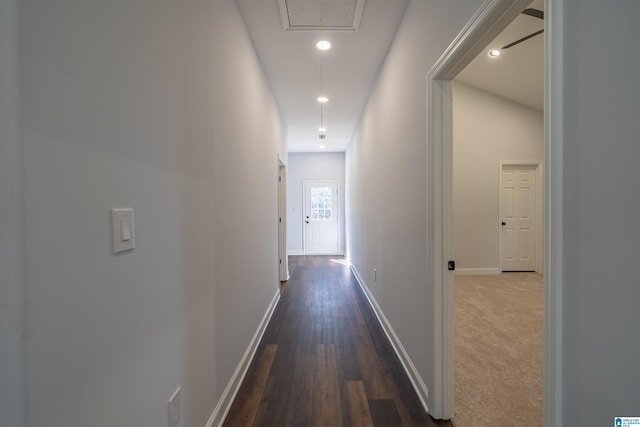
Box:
(427, 0), (564, 424)
(302, 180), (341, 255)
(278, 155), (288, 281)
(498, 161), (543, 273)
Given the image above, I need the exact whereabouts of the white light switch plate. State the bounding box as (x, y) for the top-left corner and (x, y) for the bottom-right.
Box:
(112, 208), (135, 254)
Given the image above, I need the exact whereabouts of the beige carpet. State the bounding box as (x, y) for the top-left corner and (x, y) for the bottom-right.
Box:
(453, 273), (542, 427)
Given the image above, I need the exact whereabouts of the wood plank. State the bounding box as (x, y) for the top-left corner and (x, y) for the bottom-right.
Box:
(344, 381), (374, 427)
(368, 399), (402, 427)
(354, 323), (391, 399)
(312, 344), (342, 427)
(223, 344), (277, 427)
(282, 348), (316, 426)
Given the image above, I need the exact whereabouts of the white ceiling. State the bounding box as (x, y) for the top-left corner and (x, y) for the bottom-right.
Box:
(236, 0), (408, 152)
(456, 0), (544, 111)
(235, 0), (543, 153)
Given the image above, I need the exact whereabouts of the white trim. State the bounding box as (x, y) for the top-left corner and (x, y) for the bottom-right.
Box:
(454, 268), (501, 276)
(0, 0), (26, 423)
(276, 0), (289, 31)
(287, 249), (304, 256)
(350, 265), (430, 413)
(427, 0), (533, 420)
(276, 0), (365, 32)
(498, 161), (543, 273)
(537, 162), (544, 274)
(206, 290), (281, 427)
(301, 251), (345, 256)
(351, 0), (366, 32)
(427, 76), (451, 421)
(544, 0), (563, 425)
(278, 156), (288, 282)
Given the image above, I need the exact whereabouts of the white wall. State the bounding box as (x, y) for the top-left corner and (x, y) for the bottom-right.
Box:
(559, 1), (640, 425)
(346, 0), (485, 411)
(452, 81), (543, 272)
(0, 0), (25, 425)
(20, 1), (285, 426)
(287, 152), (345, 255)
(209, 0), (287, 408)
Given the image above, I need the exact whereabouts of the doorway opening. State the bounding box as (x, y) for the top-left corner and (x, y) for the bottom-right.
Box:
(426, 0), (563, 422)
(452, 80), (544, 422)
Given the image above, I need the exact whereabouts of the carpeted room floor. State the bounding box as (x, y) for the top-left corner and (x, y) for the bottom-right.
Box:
(453, 273), (543, 427)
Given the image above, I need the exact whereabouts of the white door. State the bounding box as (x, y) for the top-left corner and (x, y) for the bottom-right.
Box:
(500, 165), (536, 271)
(304, 181), (338, 255)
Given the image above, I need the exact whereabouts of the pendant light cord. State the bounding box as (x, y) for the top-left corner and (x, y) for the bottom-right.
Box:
(320, 62), (324, 130)
(319, 0), (325, 134)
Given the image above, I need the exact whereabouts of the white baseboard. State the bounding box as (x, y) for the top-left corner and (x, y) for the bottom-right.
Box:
(205, 290), (281, 427)
(454, 268), (501, 276)
(350, 265), (430, 414)
(288, 250), (346, 256)
(304, 252), (345, 256)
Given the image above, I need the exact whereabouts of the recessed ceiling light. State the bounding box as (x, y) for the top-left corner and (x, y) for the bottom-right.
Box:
(317, 96), (328, 103)
(316, 40), (331, 50)
(488, 49), (501, 58)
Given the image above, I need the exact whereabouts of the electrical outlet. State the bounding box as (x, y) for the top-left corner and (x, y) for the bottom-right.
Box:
(168, 387), (181, 427)
(374, 268), (377, 282)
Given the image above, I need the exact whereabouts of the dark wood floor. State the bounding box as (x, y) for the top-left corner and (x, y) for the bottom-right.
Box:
(224, 256), (452, 427)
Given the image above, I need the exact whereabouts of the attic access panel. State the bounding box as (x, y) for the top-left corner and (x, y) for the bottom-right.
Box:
(277, 0), (365, 31)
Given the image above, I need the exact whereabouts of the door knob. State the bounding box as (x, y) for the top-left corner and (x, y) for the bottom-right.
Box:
(306, 220), (309, 224)
(501, 221), (506, 226)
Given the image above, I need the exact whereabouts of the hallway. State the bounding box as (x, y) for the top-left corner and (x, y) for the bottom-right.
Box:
(224, 256), (449, 426)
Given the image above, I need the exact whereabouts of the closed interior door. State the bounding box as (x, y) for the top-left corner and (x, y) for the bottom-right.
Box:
(501, 165), (536, 271)
(304, 182), (338, 254)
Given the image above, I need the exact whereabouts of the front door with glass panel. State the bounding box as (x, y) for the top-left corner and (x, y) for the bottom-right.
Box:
(304, 181), (338, 254)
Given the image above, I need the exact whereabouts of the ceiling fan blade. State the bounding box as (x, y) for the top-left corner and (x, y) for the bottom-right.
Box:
(502, 29), (544, 49)
(522, 8), (544, 20)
